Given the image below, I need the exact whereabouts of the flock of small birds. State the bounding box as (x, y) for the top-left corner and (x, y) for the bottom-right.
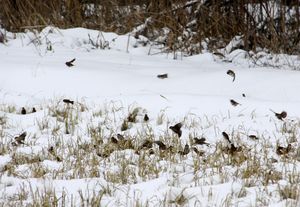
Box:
(224, 69), (291, 156)
(11, 68), (292, 160)
(21, 107), (36, 115)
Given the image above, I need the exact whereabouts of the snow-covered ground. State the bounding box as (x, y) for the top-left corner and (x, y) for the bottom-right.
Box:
(0, 27), (299, 206)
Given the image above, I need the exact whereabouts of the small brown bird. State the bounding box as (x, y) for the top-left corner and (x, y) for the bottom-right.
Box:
(144, 114), (149, 122)
(248, 135), (258, 140)
(32, 107), (37, 113)
(179, 144), (190, 155)
(110, 136), (119, 144)
(21, 107), (26, 115)
(157, 73), (168, 79)
(222, 131), (239, 152)
(65, 58), (76, 67)
(193, 137), (209, 146)
(270, 109), (287, 121)
(169, 122), (183, 137)
(226, 70), (236, 82)
(276, 144), (291, 155)
(230, 99), (240, 106)
(63, 99), (74, 104)
(154, 140), (167, 150)
(15, 132), (27, 144)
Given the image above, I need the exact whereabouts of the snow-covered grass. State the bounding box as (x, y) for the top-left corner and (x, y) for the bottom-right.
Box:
(0, 27), (299, 206)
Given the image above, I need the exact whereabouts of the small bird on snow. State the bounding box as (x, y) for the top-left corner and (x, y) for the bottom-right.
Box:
(230, 99), (240, 106)
(65, 58), (76, 67)
(226, 70), (236, 82)
(21, 107), (26, 115)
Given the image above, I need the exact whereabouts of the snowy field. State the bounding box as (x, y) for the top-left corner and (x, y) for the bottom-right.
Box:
(0, 27), (299, 206)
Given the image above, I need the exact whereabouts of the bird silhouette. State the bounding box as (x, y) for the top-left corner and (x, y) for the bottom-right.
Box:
(157, 73), (168, 79)
(248, 135), (258, 140)
(226, 70), (236, 82)
(144, 114), (149, 122)
(270, 109), (287, 121)
(21, 107), (26, 115)
(110, 136), (119, 144)
(63, 99), (74, 104)
(276, 144), (291, 155)
(222, 132), (231, 143)
(65, 58), (76, 67)
(15, 132), (27, 145)
(222, 131), (239, 153)
(230, 99), (240, 106)
(179, 144), (190, 155)
(193, 137), (209, 146)
(169, 122), (182, 137)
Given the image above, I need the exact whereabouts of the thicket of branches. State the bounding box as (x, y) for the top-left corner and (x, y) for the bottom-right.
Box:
(0, 0), (299, 55)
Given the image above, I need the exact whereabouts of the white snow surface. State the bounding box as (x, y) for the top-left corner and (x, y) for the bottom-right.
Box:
(0, 27), (299, 206)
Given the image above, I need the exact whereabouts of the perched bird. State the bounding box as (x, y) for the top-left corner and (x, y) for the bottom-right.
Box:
(226, 70), (236, 82)
(230, 99), (240, 106)
(222, 131), (231, 143)
(222, 131), (239, 153)
(144, 114), (149, 122)
(169, 122), (183, 137)
(179, 144), (190, 155)
(110, 136), (119, 144)
(270, 110), (287, 121)
(157, 73), (168, 79)
(65, 58), (76, 67)
(15, 132), (27, 144)
(193, 137), (209, 146)
(21, 107), (26, 115)
(32, 107), (36, 113)
(276, 144), (291, 155)
(63, 99), (74, 104)
(153, 140), (167, 150)
(248, 135), (258, 140)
